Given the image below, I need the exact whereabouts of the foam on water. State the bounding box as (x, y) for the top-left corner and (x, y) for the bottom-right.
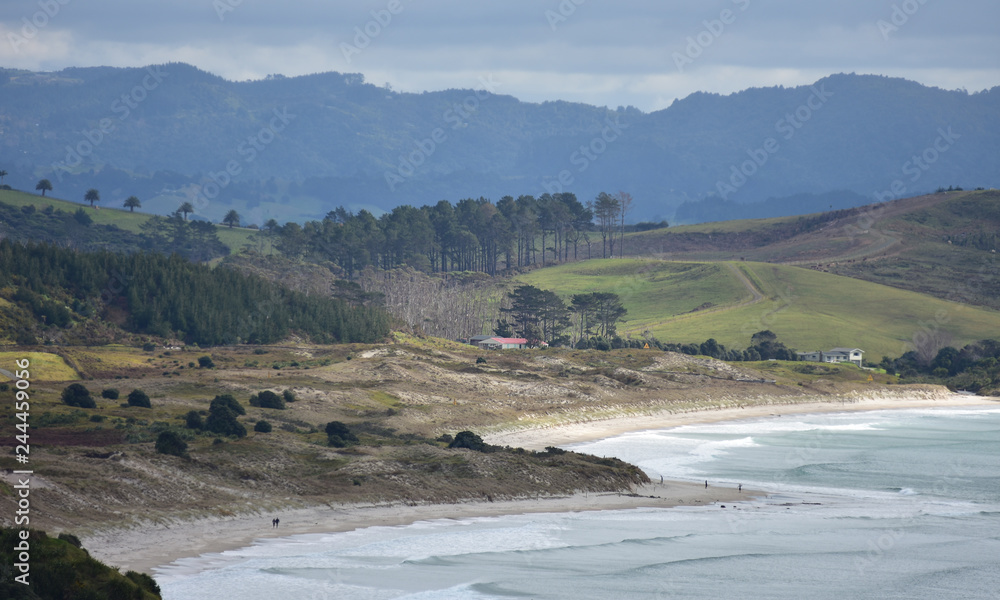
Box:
(158, 405), (1000, 599)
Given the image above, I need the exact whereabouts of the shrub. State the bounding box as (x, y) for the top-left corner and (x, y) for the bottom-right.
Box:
(155, 431), (188, 456)
(184, 410), (204, 430)
(210, 394), (245, 415)
(61, 383), (96, 408)
(476, 356), (487, 364)
(325, 421), (358, 447)
(206, 405), (247, 438)
(254, 420), (272, 433)
(282, 389), (296, 403)
(448, 430), (486, 452)
(250, 390), (285, 409)
(58, 532), (82, 548)
(127, 389), (151, 408)
(125, 570), (161, 596)
(142, 342), (156, 352)
(198, 355), (215, 368)
(101, 388), (119, 400)
(89, 415), (105, 423)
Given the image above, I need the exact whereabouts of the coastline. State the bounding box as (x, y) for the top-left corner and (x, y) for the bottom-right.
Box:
(82, 392), (997, 576)
(88, 481), (756, 576)
(483, 392), (998, 450)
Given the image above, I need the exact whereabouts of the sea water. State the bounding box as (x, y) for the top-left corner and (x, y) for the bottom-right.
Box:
(156, 406), (1000, 599)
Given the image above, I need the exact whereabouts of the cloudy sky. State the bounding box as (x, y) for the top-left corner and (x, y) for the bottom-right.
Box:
(2, 0), (998, 111)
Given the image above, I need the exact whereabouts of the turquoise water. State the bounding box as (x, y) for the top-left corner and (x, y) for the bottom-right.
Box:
(156, 406), (1000, 599)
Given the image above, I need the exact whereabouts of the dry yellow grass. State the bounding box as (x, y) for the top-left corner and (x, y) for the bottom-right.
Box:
(0, 351), (79, 381)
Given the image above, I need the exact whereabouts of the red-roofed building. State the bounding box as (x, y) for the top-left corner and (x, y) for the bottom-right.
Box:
(476, 337), (528, 350)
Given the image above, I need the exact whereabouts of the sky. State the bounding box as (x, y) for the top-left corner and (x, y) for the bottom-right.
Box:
(1, 0), (998, 112)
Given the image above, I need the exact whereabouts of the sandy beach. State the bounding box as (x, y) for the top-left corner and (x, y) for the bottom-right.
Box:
(484, 392), (998, 450)
(85, 481), (756, 575)
(82, 392), (996, 575)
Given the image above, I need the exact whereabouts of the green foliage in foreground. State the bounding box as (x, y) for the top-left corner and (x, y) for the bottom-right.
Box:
(0, 528), (161, 599)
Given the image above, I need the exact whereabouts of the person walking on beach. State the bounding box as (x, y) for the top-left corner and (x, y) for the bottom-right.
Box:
(738, 484), (742, 492)
(705, 480), (708, 489)
(271, 518), (276, 528)
(275, 518), (280, 528)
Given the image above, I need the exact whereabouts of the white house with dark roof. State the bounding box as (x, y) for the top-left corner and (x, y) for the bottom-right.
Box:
(797, 348), (864, 366)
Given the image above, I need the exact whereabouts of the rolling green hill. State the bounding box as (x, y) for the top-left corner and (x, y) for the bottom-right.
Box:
(517, 258), (1000, 360)
(626, 189), (1000, 311)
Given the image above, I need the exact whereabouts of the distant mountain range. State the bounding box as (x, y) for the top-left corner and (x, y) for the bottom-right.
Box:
(1, 64), (997, 225)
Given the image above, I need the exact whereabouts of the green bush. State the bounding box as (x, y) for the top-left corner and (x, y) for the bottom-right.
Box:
(61, 383), (96, 408)
(0, 528), (161, 600)
(184, 410), (204, 430)
(326, 421), (358, 447)
(250, 390), (285, 409)
(282, 389), (296, 403)
(206, 405), (246, 438)
(198, 355), (215, 368)
(101, 388), (119, 400)
(210, 394), (245, 415)
(155, 431), (188, 456)
(127, 389), (151, 408)
(254, 420), (272, 433)
(449, 430), (486, 452)
(125, 571), (161, 596)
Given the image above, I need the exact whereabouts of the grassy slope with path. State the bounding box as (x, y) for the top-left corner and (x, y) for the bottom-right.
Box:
(626, 190), (1000, 310)
(518, 258), (1000, 359)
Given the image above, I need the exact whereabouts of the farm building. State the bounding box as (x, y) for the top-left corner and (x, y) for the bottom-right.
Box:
(476, 337), (528, 350)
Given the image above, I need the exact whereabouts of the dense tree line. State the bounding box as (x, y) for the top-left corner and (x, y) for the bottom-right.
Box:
(882, 339), (1000, 395)
(0, 240), (391, 346)
(266, 191), (640, 277)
